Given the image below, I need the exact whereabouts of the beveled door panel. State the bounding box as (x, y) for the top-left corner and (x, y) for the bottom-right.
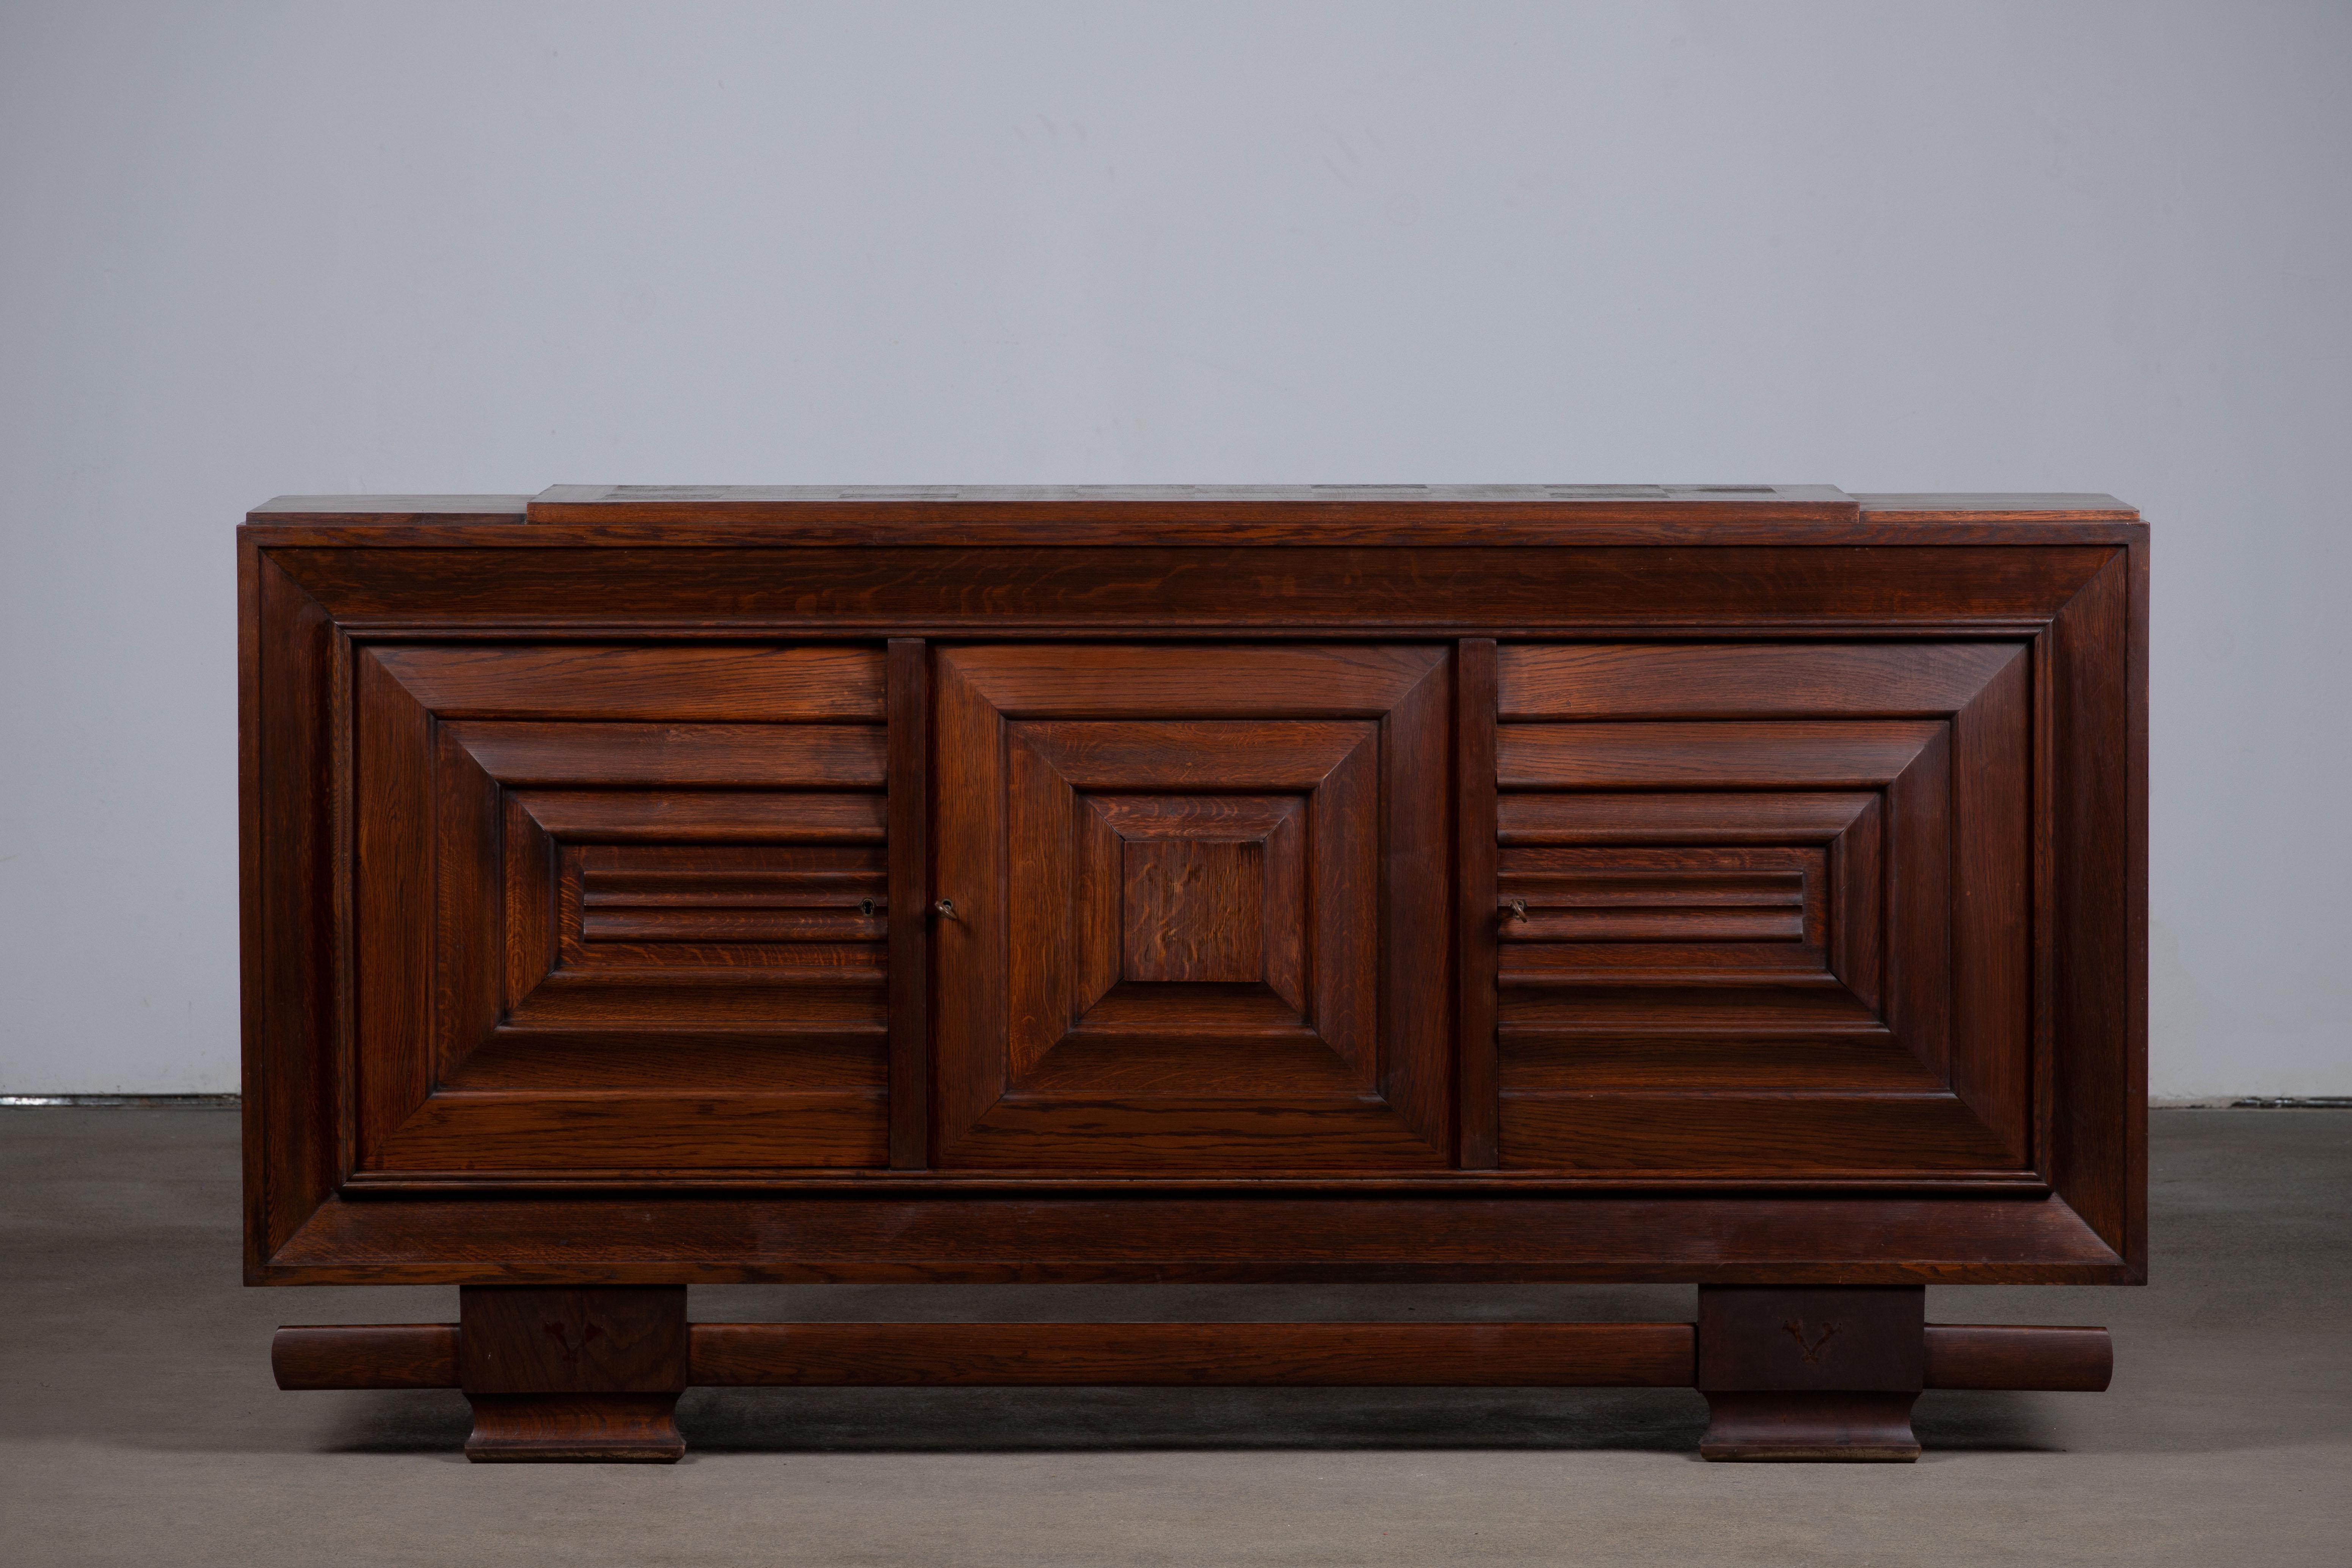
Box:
(932, 645), (1451, 1170)
(350, 643), (892, 1178)
(1493, 642), (2031, 1179)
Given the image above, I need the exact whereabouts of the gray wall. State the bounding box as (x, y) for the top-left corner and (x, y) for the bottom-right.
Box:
(3, 2), (2345, 1096)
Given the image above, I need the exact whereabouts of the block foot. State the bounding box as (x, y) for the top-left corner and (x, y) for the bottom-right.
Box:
(1699, 1390), (1921, 1461)
(464, 1392), (684, 1463)
(458, 1285), (689, 1464)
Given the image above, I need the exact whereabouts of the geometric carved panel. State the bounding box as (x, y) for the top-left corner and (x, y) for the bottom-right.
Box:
(1493, 642), (2032, 1180)
(932, 645), (1453, 1171)
(348, 643), (891, 1179)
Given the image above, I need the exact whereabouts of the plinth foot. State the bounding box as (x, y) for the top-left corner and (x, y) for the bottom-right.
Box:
(1699, 1390), (1921, 1461)
(464, 1392), (685, 1463)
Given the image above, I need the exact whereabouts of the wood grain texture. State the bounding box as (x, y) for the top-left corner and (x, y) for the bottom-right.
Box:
(1500, 791), (1873, 845)
(262, 545), (2118, 630)
(350, 641), (894, 1181)
(1500, 642), (2025, 719)
(1699, 1392), (1921, 1462)
(1455, 639), (1501, 1168)
(886, 639), (930, 1169)
(1697, 1286), (1925, 1391)
(1696, 1285), (1925, 1461)
(365, 644), (883, 720)
(263, 1317), (2110, 1394)
(2048, 552), (2139, 1267)
(463, 1395), (684, 1463)
(257, 1189), (2128, 1284)
(1922, 1324), (2112, 1391)
(460, 1285), (687, 1463)
(932, 646), (1448, 1171)
(243, 552), (342, 1274)
(460, 1286), (687, 1393)
(1498, 720), (1943, 790)
(510, 790), (885, 843)
(443, 721), (884, 788)
(273, 1323), (458, 1389)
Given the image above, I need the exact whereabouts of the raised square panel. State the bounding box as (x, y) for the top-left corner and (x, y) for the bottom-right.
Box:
(933, 644), (1451, 1171)
(1122, 839), (1263, 983)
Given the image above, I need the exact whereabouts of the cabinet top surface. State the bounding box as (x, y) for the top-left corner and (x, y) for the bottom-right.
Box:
(243, 484), (2141, 546)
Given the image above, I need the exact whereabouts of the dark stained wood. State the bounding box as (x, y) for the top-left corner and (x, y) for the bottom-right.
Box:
(1499, 719), (1945, 790)
(460, 1286), (687, 1462)
(441, 720), (885, 787)
(1498, 850), (1816, 944)
(1698, 1392), (1921, 1462)
(2126, 536), (2150, 1281)
(1498, 641), (2026, 719)
(368, 1091), (888, 1171)
(691, 1321), (1694, 1387)
(570, 844), (885, 944)
(1924, 1324), (2112, 1391)
(464, 1395), (685, 1463)
(1950, 646), (2032, 1160)
(262, 545), (2118, 631)
(353, 643), (435, 1166)
(242, 488), (2145, 1465)
(346, 641), (895, 1181)
(1500, 790), (1872, 845)
(930, 645), (1450, 1171)
(1454, 639), (1500, 1168)
(886, 639), (930, 1170)
(266, 1316), (2108, 1395)
(2049, 552), (2138, 1268)
(1697, 1286), (1925, 1391)
(1121, 839), (1264, 980)
(511, 790), (885, 843)
(460, 1285), (688, 1391)
(273, 1323), (458, 1389)
(1697, 1285), (1925, 1461)
(243, 551), (342, 1276)
(256, 1187), (2125, 1283)
(364, 644), (883, 720)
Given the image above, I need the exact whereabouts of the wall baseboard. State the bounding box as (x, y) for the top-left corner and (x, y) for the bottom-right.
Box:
(0, 1094), (242, 1108)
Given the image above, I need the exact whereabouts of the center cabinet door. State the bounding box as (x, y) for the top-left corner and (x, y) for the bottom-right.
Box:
(930, 645), (1454, 1171)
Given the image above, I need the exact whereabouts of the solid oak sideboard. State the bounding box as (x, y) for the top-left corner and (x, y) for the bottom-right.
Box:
(242, 484), (2144, 1462)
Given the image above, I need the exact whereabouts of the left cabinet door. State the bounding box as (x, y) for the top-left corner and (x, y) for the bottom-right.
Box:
(349, 644), (891, 1179)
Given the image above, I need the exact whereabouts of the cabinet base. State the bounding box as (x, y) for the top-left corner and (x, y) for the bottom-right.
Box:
(464, 1393), (686, 1463)
(1698, 1391), (1922, 1462)
(273, 1296), (2111, 1463)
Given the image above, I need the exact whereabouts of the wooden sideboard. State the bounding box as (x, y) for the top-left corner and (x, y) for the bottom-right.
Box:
(243, 484), (2143, 1461)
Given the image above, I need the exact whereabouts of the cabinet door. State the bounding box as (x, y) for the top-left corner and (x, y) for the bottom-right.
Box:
(1493, 643), (2034, 1180)
(932, 645), (1451, 1171)
(349, 644), (891, 1178)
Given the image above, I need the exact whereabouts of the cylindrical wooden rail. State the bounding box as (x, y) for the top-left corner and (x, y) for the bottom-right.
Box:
(272, 1319), (2111, 1392)
(1922, 1324), (2112, 1391)
(690, 1322), (1694, 1386)
(273, 1323), (460, 1389)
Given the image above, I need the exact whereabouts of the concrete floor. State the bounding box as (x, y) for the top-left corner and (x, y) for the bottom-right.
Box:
(1, 1111), (2345, 1566)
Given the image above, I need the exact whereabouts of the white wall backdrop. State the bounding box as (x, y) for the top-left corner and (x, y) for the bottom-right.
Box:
(3, 2), (2346, 1095)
